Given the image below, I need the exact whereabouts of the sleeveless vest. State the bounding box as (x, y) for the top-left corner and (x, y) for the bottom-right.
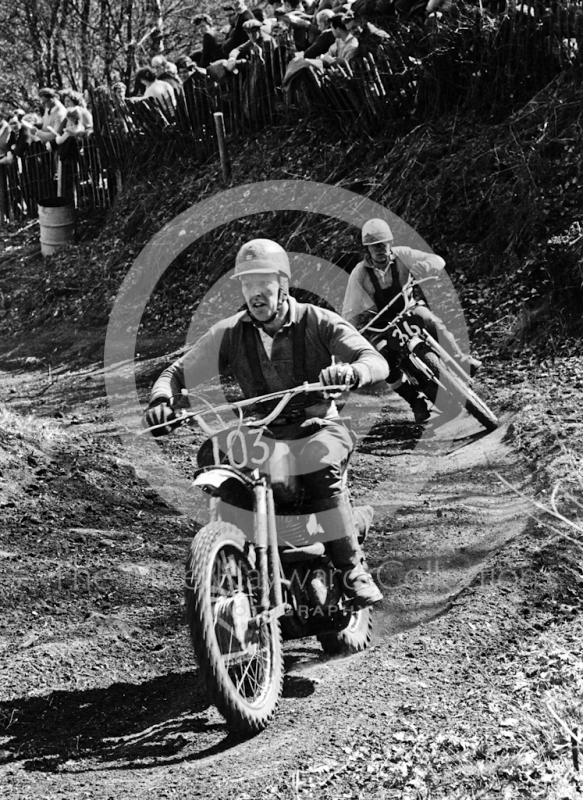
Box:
(365, 258), (406, 323)
(218, 307), (309, 418)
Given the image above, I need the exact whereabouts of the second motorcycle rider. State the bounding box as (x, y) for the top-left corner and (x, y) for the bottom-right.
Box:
(342, 218), (481, 425)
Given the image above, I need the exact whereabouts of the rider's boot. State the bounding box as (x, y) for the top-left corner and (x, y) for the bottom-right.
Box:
(395, 381), (432, 424)
(318, 498), (383, 608)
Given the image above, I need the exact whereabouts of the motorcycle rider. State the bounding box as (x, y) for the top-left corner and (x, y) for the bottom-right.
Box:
(144, 238), (388, 607)
(342, 218), (481, 424)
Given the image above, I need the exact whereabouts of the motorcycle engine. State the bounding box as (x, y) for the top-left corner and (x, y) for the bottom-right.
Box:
(288, 562), (343, 620)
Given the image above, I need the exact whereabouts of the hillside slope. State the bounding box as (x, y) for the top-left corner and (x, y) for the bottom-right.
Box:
(1, 68), (583, 361)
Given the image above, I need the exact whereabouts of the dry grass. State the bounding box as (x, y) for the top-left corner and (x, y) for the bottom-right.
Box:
(0, 404), (69, 451)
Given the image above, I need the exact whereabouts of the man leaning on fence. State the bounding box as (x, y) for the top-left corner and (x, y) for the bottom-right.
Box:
(222, 0), (255, 55)
(31, 88), (66, 148)
(133, 67), (176, 106)
(321, 14), (359, 68)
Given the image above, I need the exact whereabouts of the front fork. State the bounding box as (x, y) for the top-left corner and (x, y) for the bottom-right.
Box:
(419, 330), (473, 383)
(249, 481), (287, 628)
(405, 331), (470, 389)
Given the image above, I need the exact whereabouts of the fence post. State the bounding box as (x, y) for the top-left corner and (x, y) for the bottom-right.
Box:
(213, 112), (232, 184)
(0, 166), (6, 228)
(56, 156), (63, 196)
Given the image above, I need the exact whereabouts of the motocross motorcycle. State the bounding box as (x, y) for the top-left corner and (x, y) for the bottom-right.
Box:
(360, 277), (498, 432)
(154, 385), (377, 733)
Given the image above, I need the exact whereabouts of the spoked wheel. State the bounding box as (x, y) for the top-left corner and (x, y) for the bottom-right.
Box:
(185, 522), (283, 733)
(317, 607), (373, 655)
(417, 352), (498, 432)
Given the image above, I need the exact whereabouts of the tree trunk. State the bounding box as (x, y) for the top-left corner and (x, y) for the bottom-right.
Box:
(100, 0), (115, 84)
(148, 0), (163, 55)
(22, 0), (47, 85)
(80, 0), (92, 90)
(124, 0), (135, 85)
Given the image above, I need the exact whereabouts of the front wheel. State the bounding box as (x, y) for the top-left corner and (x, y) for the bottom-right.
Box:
(317, 607), (373, 655)
(417, 351), (498, 432)
(185, 521), (284, 732)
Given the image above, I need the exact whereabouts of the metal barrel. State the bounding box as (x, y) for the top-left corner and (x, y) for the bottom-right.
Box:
(37, 196), (75, 256)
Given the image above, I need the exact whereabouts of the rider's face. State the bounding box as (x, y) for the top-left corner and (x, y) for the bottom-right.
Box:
(240, 272), (281, 322)
(367, 241), (392, 267)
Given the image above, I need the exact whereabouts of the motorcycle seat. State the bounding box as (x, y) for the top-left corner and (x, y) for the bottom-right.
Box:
(279, 543), (326, 563)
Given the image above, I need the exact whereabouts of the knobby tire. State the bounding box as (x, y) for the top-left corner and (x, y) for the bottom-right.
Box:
(317, 607), (373, 655)
(418, 351), (498, 432)
(185, 521), (284, 732)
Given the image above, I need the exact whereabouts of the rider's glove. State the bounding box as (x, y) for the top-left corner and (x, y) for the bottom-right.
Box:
(408, 262), (436, 280)
(143, 399), (179, 438)
(319, 362), (358, 398)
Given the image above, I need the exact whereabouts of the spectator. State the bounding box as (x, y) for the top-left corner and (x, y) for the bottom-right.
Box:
(60, 89), (94, 136)
(0, 116), (11, 157)
(151, 55), (183, 95)
(47, 107), (88, 160)
(133, 67), (176, 105)
(0, 111), (27, 164)
(222, 0), (255, 54)
(321, 14), (359, 66)
(283, 9), (335, 92)
(111, 82), (127, 101)
(108, 83), (131, 135)
(33, 88), (67, 145)
(278, 0), (315, 51)
(50, 108), (85, 142)
(21, 113), (43, 145)
(193, 14), (225, 67)
(227, 18), (275, 65)
(304, 8), (336, 57)
(175, 55), (198, 82)
(344, 11), (390, 57)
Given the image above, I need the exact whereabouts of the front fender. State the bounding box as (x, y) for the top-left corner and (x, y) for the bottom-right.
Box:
(192, 467), (251, 493)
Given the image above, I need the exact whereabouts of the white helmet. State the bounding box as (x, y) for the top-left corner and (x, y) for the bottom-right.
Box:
(361, 218), (394, 247)
(232, 238), (291, 281)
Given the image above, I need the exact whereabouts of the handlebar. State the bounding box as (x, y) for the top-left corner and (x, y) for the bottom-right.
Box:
(142, 381), (350, 438)
(359, 275), (438, 336)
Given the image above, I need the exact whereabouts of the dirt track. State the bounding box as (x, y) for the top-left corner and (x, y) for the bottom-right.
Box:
(0, 345), (542, 799)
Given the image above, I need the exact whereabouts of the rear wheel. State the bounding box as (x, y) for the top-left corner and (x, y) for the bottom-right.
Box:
(317, 607), (373, 655)
(185, 522), (283, 732)
(417, 351), (498, 432)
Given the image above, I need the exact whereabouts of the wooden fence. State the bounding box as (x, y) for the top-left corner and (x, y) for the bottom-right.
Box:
(1, 7), (582, 226)
(0, 140), (117, 227)
(92, 38), (293, 173)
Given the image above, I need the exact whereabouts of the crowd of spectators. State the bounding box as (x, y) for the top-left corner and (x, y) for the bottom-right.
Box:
(0, 0), (564, 220)
(95, 0), (401, 118)
(0, 87), (96, 217)
(0, 0), (509, 175)
(0, 0), (445, 164)
(0, 87), (94, 169)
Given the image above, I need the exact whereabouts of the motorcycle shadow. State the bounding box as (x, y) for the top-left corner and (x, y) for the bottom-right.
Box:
(0, 669), (241, 772)
(359, 419), (423, 454)
(1, 662), (319, 772)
